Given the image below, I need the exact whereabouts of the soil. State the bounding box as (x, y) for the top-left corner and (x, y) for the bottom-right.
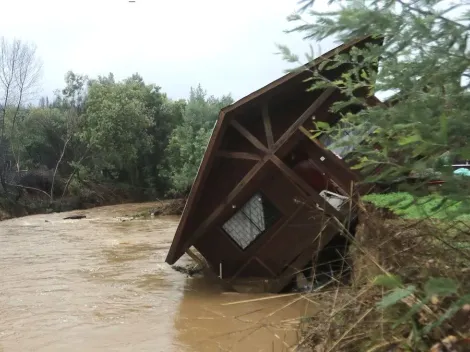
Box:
(0, 208), (10, 221)
(0, 187), (186, 221)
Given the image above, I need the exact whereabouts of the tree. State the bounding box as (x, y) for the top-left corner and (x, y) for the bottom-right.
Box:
(0, 37), (42, 189)
(61, 71), (88, 113)
(139, 93), (185, 194)
(15, 108), (68, 170)
(165, 85), (233, 195)
(281, 0), (470, 202)
(81, 73), (155, 184)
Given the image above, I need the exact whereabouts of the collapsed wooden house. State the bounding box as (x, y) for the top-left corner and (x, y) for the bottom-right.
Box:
(165, 35), (382, 293)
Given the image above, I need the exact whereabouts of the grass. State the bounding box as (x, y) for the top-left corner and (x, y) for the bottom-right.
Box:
(294, 202), (470, 351)
(362, 192), (470, 222)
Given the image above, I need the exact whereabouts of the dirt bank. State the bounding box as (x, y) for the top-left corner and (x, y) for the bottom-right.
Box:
(0, 188), (186, 221)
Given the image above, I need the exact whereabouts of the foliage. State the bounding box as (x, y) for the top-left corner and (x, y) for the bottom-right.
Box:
(0, 59), (232, 202)
(12, 107), (71, 170)
(164, 85), (233, 195)
(363, 192), (470, 220)
(280, 0), (470, 207)
(81, 74), (155, 181)
(281, 2), (470, 350)
(374, 275), (469, 349)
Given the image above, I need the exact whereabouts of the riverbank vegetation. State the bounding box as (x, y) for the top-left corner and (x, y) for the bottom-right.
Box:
(278, 0), (470, 350)
(0, 38), (232, 219)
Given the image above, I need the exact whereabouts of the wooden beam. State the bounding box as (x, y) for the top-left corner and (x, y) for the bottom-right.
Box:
(216, 151), (261, 161)
(262, 103), (274, 149)
(273, 87), (336, 151)
(166, 113), (229, 264)
(231, 87), (335, 158)
(255, 257), (277, 277)
(298, 125), (316, 139)
(175, 156), (270, 257)
(186, 247), (208, 267)
(269, 155), (343, 218)
(227, 256), (277, 285)
(231, 120), (270, 153)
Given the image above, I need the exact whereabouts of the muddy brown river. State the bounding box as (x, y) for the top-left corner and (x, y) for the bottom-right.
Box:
(0, 202), (314, 351)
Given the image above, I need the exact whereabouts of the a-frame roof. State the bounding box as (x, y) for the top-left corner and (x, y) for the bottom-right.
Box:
(166, 35), (382, 265)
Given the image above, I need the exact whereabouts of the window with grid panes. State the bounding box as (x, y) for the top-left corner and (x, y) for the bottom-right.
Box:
(222, 192), (280, 250)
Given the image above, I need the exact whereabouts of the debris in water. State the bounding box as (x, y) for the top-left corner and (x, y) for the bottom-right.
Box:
(63, 215), (86, 220)
(171, 264), (203, 277)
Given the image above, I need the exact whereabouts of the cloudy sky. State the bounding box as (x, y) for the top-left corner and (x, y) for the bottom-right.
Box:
(0, 0), (336, 102)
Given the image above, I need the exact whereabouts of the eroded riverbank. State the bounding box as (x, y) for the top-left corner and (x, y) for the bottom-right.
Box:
(0, 202), (313, 351)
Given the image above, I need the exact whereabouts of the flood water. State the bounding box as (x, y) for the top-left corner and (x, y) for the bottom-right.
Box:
(0, 202), (314, 352)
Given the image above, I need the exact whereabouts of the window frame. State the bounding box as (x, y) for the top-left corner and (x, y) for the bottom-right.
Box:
(221, 191), (281, 251)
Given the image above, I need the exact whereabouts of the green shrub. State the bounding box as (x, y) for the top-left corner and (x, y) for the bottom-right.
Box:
(363, 192), (470, 221)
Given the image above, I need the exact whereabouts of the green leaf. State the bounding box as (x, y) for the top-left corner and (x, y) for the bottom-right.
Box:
(393, 298), (429, 328)
(332, 79), (345, 86)
(423, 277), (458, 297)
(318, 59), (329, 71)
(350, 156), (370, 170)
(311, 131), (323, 139)
(439, 114), (448, 144)
(398, 134), (422, 146)
(373, 274), (403, 289)
(360, 69), (369, 80)
(422, 294), (470, 334)
(376, 285), (416, 309)
(315, 121), (330, 130)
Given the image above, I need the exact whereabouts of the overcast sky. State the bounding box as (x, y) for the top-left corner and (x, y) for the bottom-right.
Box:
(0, 0), (337, 102)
